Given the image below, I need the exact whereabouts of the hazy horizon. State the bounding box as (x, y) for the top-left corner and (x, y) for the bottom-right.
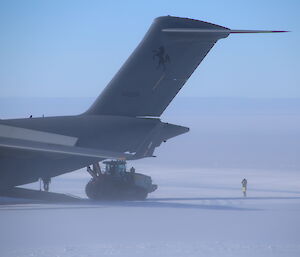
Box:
(1, 97), (299, 171)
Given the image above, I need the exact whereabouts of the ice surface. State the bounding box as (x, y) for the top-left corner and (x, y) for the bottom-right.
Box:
(0, 166), (299, 257)
(1, 98), (300, 256)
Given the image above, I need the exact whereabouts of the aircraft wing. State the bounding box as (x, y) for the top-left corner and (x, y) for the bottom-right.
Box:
(0, 137), (133, 160)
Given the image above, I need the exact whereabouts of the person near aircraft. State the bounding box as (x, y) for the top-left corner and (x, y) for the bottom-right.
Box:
(42, 176), (51, 192)
(130, 167), (135, 173)
(241, 178), (248, 197)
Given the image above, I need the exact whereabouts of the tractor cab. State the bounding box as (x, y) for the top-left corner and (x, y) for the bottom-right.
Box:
(103, 160), (126, 175)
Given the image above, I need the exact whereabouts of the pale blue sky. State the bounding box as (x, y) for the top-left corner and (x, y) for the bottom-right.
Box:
(0, 0), (299, 98)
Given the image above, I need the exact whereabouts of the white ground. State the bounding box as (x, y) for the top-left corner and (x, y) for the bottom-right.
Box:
(1, 98), (300, 256)
(0, 165), (300, 257)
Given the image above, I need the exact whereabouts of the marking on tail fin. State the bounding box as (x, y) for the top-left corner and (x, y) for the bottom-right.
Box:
(152, 46), (170, 71)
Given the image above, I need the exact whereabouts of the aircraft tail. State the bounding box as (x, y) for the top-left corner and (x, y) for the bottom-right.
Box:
(86, 16), (287, 117)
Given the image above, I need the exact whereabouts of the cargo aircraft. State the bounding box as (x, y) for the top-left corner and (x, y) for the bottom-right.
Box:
(0, 16), (287, 200)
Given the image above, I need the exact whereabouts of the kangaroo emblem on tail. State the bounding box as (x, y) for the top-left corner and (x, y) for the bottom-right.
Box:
(152, 46), (170, 71)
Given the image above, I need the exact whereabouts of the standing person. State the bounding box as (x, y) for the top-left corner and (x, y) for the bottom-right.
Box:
(241, 178), (247, 197)
(42, 176), (51, 192)
(129, 167), (135, 184)
(130, 167), (135, 173)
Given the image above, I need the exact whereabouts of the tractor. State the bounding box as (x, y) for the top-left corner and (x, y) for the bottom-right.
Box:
(85, 160), (157, 200)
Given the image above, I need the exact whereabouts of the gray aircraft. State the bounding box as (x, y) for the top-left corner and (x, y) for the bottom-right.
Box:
(0, 16), (286, 200)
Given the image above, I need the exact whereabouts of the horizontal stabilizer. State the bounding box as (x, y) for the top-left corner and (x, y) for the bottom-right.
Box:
(162, 28), (289, 33)
(0, 137), (133, 160)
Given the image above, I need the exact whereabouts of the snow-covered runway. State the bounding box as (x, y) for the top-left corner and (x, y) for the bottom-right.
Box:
(1, 98), (300, 256)
(1, 166), (299, 257)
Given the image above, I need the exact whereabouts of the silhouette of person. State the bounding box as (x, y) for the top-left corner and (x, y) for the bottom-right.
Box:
(130, 167), (135, 173)
(42, 176), (51, 192)
(241, 178), (248, 197)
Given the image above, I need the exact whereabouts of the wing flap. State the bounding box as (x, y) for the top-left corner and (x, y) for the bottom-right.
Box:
(0, 137), (133, 159)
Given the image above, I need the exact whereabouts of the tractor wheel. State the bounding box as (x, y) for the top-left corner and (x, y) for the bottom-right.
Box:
(85, 179), (102, 200)
(134, 188), (148, 200)
(85, 178), (120, 200)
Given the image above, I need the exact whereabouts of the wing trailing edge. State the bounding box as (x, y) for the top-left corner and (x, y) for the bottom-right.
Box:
(0, 137), (134, 160)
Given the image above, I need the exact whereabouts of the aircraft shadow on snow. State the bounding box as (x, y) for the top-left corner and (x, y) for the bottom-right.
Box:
(3, 196), (300, 211)
(148, 196), (300, 201)
(0, 201), (249, 211)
